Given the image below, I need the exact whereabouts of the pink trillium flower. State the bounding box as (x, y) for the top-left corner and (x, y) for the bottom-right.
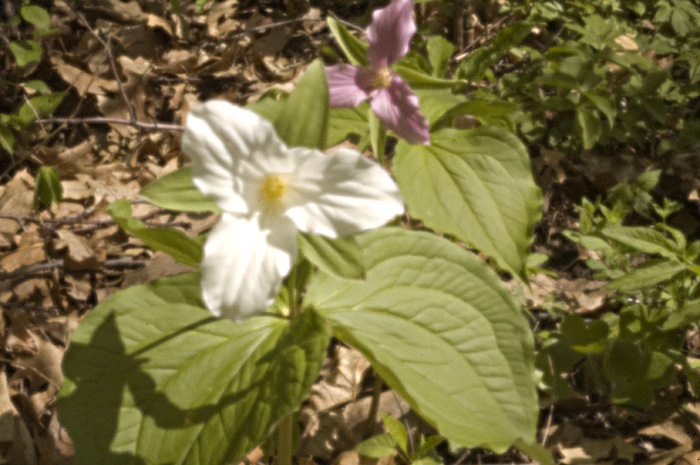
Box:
(325, 0), (430, 145)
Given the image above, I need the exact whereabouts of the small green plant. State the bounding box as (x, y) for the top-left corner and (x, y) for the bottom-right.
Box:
(356, 415), (444, 465)
(457, 0), (700, 157)
(537, 171), (700, 407)
(33, 165), (62, 212)
(0, 3), (65, 153)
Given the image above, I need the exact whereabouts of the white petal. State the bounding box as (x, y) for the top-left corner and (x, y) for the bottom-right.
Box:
(200, 213), (297, 321)
(181, 100), (290, 214)
(284, 148), (404, 237)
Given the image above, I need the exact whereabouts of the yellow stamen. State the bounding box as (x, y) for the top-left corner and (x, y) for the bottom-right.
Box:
(372, 67), (393, 89)
(260, 175), (288, 205)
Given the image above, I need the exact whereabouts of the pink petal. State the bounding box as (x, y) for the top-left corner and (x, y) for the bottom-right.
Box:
(366, 0), (417, 69)
(370, 75), (430, 145)
(325, 64), (373, 108)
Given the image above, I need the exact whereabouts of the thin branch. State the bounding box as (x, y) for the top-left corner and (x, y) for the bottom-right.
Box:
(0, 257), (146, 282)
(34, 116), (183, 131)
(229, 17), (332, 39)
(69, 6), (137, 123)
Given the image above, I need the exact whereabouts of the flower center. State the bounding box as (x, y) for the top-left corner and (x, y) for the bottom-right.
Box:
(372, 67), (393, 89)
(260, 175), (288, 205)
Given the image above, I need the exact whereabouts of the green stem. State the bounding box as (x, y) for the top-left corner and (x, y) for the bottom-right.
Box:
(277, 413), (294, 465)
(286, 263), (299, 319)
(369, 109), (387, 165)
(363, 373), (384, 438)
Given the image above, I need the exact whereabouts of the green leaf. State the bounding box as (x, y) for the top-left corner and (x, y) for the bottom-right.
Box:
(327, 16), (369, 67)
(106, 199), (203, 268)
(306, 228), (538, 452)
(327, 104), (369, 146)
(10, 39), (43, 67)
(412, 435), (445, 460)
(0, 125), (14, 152)
(297, 233), (365, 280)
(23, 79), (51, 95)
(21, 5), (50, 29)
(605, 258), (688, 291)
(394, 65), (464, 89)
(18, 91), (66, 126)
(582, 90), (616, 129)
(355, 433), (397, 458)
(34, 165), (62, 209)
(274, 59), (329, 149)
(140, 167), (221, 213)
(57, 272), (331, 465)
(576, 107), (602, 150)
(427, 36), (455, 78)
(601, 225), (682, 258)
(382, 414), (407, 453)
(393, 128), (542, 279)
(662, 299), (700, 331)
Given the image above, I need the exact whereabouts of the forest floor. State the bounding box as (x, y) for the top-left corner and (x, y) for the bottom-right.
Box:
(1, 1), (700, 464)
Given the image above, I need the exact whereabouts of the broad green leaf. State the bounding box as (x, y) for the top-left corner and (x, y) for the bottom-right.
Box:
(297, 233), (365, 280)
(355, 433), (397, 458)
(327, 16), (369, 67)
(576, 107), (602, 149)
(382, 414), (407, 453)
(274, 59), (328, 150)
(328, 104), (369, 146)
(10, 39), (43, 66)
(601, 225), (682, 258)
(18, 91), (66, 126)
(306, 228), (538, 452)
(34, 165), (62, 209)
(57, 272), (331, 465)
(140, 167), (220, 213)
(605, 258), (688, 291)
(247, 90), (286, 123)
(393, 128), (542, 279)
(426, 36), (456, 78)
(107, 199), (203, 268)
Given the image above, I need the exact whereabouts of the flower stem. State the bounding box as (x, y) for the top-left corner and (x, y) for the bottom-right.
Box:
(369, 110), (387, 165)
(363, 372), (384, 438)
(277, 413), (294, 465)
(285, 264), (300, 319)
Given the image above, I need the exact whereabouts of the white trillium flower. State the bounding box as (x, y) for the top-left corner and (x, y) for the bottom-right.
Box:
(181, 100), (405, 321)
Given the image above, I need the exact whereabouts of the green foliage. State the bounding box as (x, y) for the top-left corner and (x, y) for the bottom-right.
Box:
(57, 273), (331, 465)
(464, 0), (700, 156)
(139, 167), (221, 213)
(273, 59), (329, 150)
(355, 415), (445, 465)
(393, 127), (542, 279)
(0, 4), (64, 153)
(296, 233), (366, 281)
(538, 172), (700, 407)
(106, 199), (203, 268)
(306, 228), (538, 452)
(33, 165), (62, 210)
